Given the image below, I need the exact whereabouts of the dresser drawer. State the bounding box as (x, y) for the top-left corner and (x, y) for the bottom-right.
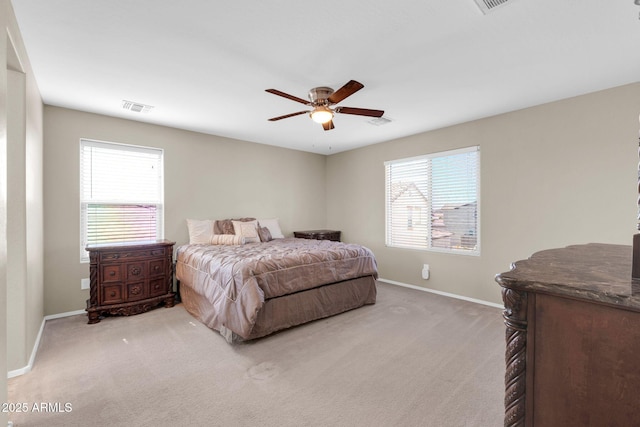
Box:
(149, 259), (165, 277)
(101, 265), (122, 283)
(126, 281), (148, 301)
(126, 262), (147, 281)
(102, 284), (124, 304)
(100, 247), (166, 262)
(149, 277), (167, 297)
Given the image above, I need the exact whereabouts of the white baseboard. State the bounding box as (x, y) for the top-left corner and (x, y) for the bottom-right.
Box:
(7, 317), (44, 379)
(43, 309), (86, 321)
(7, 309), (86, 379)
(378, 278), (503, 309)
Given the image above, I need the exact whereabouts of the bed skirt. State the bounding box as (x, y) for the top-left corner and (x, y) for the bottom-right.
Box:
(180, 275), (377, 343)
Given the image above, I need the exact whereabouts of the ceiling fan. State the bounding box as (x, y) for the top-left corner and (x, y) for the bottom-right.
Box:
(265, 80), (384, 131)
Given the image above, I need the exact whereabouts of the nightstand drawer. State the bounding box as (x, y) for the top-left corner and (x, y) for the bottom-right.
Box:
(294, 230), (341, 242)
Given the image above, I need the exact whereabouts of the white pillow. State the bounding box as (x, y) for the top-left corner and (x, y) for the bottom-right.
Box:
(258, 218), (284, 239)
(186, 219), (215, 244)
(232, 220), (260, 243)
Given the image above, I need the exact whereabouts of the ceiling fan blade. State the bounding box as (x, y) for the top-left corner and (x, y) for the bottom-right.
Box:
(327, 80), (364, 104)
(322, 120), (335, 131)
(265, 89), (309, 105)
(335, 106), (384, 118)
(268, 111), (309, 121)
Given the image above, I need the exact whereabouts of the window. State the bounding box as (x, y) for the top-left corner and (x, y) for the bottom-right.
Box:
(80, 139), (164, 262)
(385, 146), (480, 255)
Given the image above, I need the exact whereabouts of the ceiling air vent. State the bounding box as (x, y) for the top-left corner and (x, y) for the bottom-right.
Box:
(473, 0), (516, 14)
(367, 117), (392, 126)
(122, 100), (154, 113)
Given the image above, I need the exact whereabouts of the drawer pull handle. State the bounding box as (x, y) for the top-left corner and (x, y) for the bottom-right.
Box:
(109, 271), (116, 276)
(154, 265), (160, 271)
(130, 267), (141, 276)
(110, 291), (116, 297)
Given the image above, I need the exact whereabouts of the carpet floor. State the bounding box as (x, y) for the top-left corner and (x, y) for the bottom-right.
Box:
(8, 282), (505, 427)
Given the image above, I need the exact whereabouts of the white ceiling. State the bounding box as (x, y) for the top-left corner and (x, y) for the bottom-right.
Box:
(10, 0), (640, 155)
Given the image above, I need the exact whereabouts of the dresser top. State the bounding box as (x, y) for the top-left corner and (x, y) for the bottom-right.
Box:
(86, 239), (175, 251)
(294, 229), (340, 234)
(496, 243), (640, 311)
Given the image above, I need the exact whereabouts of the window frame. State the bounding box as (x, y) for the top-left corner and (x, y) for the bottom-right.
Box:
(384, 146), (480, 256)
(79, 138), (165, 263)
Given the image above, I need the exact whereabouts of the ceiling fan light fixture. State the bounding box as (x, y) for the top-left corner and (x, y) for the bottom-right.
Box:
(310, 106), (334, 124)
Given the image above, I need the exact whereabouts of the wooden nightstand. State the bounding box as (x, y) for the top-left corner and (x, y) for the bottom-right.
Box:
(293, 229), (341, 242)
(85, 239), (175, 324)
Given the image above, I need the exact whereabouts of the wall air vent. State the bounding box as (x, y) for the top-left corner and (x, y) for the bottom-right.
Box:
(122, 100), (154, 113)
(473, 0), (516, 14)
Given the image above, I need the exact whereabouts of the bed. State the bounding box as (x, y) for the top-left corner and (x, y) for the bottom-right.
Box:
(175, 218), (378, 342)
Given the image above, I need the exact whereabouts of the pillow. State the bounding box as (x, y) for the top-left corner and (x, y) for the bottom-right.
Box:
(186, 219), (215, 244)
(214, 219), (235, 235)
(258, 218), (284, 239)
(210, 234), (245, 245)
(232, 220), (260, 243)
(258, 226), (273, 242)
(214, 217), (256, 235)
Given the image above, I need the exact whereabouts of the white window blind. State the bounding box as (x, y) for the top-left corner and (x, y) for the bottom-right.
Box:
(385, 146), (480, 255)
(80, 139), (164, 262)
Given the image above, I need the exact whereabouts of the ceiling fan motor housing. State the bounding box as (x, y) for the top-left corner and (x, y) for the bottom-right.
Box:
(308, 87), (334, 105)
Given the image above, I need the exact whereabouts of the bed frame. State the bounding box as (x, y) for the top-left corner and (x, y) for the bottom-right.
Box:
(178, 275), (377, 342)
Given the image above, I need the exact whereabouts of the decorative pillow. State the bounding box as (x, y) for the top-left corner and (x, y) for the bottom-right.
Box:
(214, 219), (235, 235)
(186, 219), (215, 244)
(210, 234), (245, 245)
(258, 218), (284, 239)
(232, 220), (260, 243)
(258, 226), (273, 242)
(214, 217), (256, 235)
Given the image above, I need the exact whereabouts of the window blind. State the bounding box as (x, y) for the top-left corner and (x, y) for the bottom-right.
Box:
(385, 146), (480, 254)
(80, 139), (164, 261)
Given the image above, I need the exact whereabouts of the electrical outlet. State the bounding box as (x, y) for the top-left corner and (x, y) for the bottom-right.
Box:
(422, 264), (430, 280)
(81, 278), (90, 290)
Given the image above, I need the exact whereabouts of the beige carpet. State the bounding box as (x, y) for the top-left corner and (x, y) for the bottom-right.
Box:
(8, 282), (505, 427)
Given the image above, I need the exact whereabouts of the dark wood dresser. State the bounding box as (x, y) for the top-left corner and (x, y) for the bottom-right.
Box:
(86, 239), (175, 324)
(495, 243), (640, 427)
(293, 229), (341, 242)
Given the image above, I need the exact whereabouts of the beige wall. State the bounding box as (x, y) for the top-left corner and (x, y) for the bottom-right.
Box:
(3, 0), (45, 408)
(327, 83), (640, 305)
(1, 1), (8, 419)
(42, 83), (640, 313)
(7, 69), (27, 369)
(43, 107), (327, 315)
